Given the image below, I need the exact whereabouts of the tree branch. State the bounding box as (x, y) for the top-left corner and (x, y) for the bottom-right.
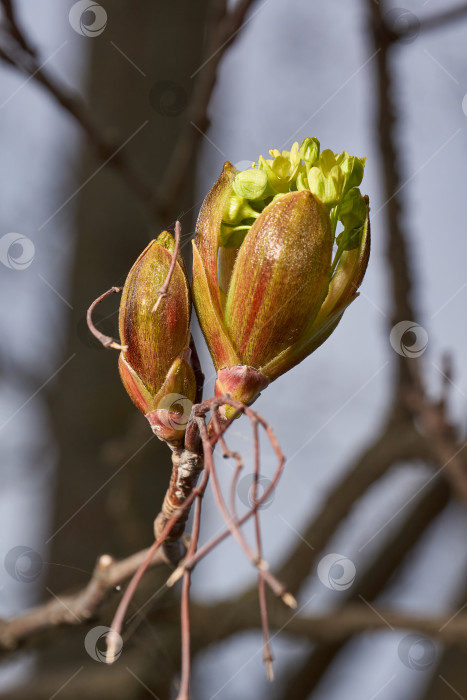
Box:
(0, 0), (257, 224)
(0, 548), (169, 651)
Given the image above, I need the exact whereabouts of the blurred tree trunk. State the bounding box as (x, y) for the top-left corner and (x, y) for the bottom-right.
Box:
(42, 1), (209, 695)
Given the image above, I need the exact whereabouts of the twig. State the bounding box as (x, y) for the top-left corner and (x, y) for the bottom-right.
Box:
(0, 0), (258, 223)
(222, 409), (274, 680)
(86, 287), (127, 351)
(106, 451), (208, 663)
(153, 448), (204, 564)
(230, 412), (274, 678)
(156, 0), (257, 215)
(167, 398), (286, 586)
(0, 0), (32, 54)
(251, 419), (274, 681)
(278, 477), (450, 699)
(405, 359), (467, 501)
(106, 396), (286, 679)
(176, 489), (203, 700)
(275, 416), (430, 596)
(196, 413), (294, 607)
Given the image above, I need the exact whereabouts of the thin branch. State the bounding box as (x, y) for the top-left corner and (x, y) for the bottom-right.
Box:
(106, 453), (209, 662)
(176, 488), (203, 700)
(367, 1), (417, 399)
(0, 0), (257, 223)
(221, 410), (274, 680)
(156, 0), (257, 216)
(251, 419), (274, 681)
(272, 604), (467, 645)
(153, 448), (204, 564)
(405, 358), (467, 501)
(0, 548), (168, 651)
(197, 414), (295, 607)
(278, 477), (450, 699)
(275, 416), (430, 596)
(167, 398), (286, 586)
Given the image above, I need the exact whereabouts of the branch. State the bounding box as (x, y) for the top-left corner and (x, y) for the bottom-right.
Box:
(278, 476), (450, 699)
(405, 358), (467, 501)
(0, 0), (257, 223)
(0, 8), (156, 218)
(271, 604), (467, 646)
(156, 0), (256, 216)
(275, 415), (430, 595)
(0, 547), (169, 651)
(367, 2), (417, 356)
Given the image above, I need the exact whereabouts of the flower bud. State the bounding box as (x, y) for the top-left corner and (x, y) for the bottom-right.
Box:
(192, 138), (370, 415)
(119, 232), (196, 444)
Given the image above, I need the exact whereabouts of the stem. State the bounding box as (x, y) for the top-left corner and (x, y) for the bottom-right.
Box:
(107, 453), (208, 662)
(86, 287), (126, 350)
(176, 493), (203, 700)
(197, 416), (294, 606)
(251, 420), (274, 680)
(154, 449), (204, 564)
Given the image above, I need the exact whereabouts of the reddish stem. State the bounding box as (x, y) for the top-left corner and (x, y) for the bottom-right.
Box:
(197, 416), (292, 604)
(86, 286), (126, 350)
(107, 464), (210, 662)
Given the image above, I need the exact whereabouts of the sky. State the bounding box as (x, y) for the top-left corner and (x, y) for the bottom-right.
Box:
(0, 1), (466, 699)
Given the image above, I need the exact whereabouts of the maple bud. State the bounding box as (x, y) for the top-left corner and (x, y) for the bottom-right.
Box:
(192, 138), (370, 415)
(119, 232), (196, 445)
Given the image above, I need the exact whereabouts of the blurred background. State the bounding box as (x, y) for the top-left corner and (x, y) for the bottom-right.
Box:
(0, 0), (466, 698)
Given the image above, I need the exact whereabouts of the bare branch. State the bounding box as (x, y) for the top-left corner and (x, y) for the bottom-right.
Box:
(0, 548), (168, 651)
(271, 604), (467, 646)
(0, 0), (258, 223)
(405, 359), (467, 501)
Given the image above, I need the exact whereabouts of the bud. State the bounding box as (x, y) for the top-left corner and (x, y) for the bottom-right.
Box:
(192, 138), (370, 415)
(119, 232), (196, 444)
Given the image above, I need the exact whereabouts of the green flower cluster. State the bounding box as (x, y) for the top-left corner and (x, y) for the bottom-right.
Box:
(221, 137), (367, 275)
